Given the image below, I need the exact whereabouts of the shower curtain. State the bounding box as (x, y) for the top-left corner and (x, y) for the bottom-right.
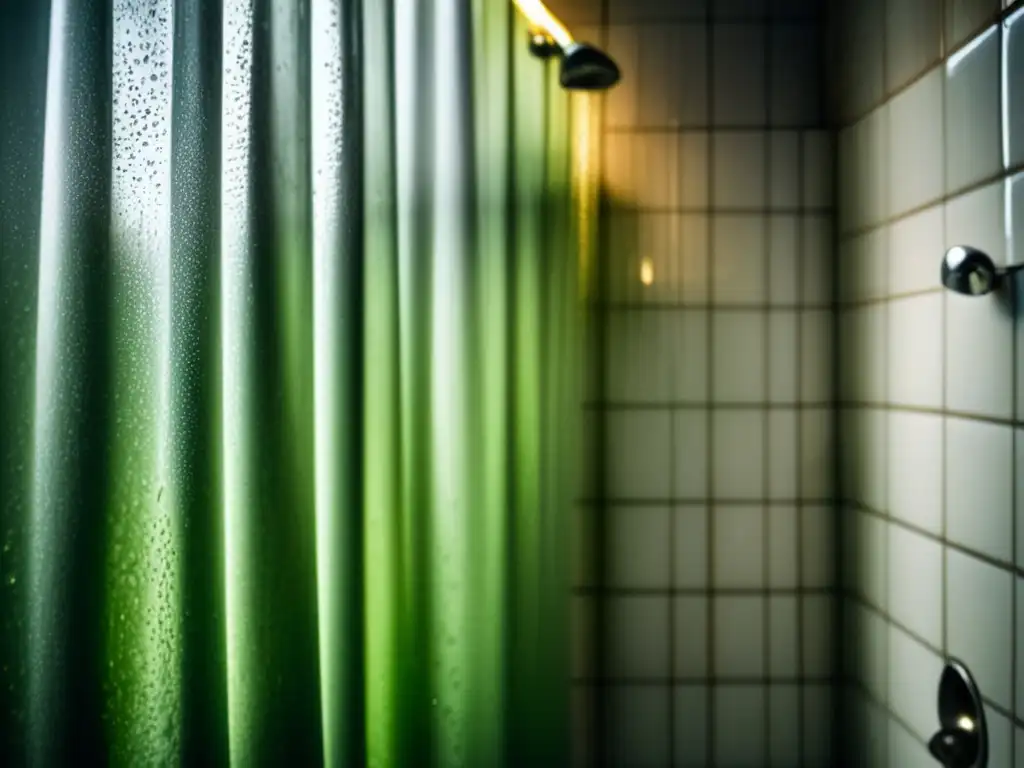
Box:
(0, 0), (599, 765)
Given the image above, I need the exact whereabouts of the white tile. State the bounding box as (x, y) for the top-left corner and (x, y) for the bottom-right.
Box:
(714, 132), (766, 208)
(945, 179), (1008, 266)
(803, 131), (834, 209)
(946, 548), (1014, 709)
(986, 704), (1013, 768)
(713, 410), (765, 499)
(888, 626), (944, 743)
(714, 687), (766, 764)
(860, 513), (889, 611)
(768, 596), (798, 675)
(680, 214), (711, 303)
(837, 126), (857, 232)
(887, 411), (943, 534)
(637, 24), (709, 128)
(802, 686), (832, 767)
(800, 408), (833, 499)
(604, 25), (640, 129)
(675, 506), (709, 587)
(673, 686), (709, 767)
(770, 24), (820, 124)
(768, 505), (798, 587)
(865, 104), (891, 225)
(888, 525), (943, 645)
(1017, 577), (1024, 717)
(838, 0), (885, 121)
(1006, 8), (1024, 168)
(607, 212), (684, 305)
(889, 68), (944, 216)
(680, 131), (711, 208)
(607, 507), (671, 588)
(713, 215), (765, 305)
(672, 310), (709, 402)
(674, 411), (709, 500)
(673, 597), (708, 678)
(802, 215), (834, 306)
(713, 311), (766, 403)
(801, 505), (835, 588)
(713, 24), (767, 125)
(946, 418), (1014, 562)
(863, 409), (890, 510)
(889, 204), (945, 295)
(889, 719), (936, 768)
(885, 0), (942, 92)
(946, 0), (1002, 49)
(1010, 172), (1024, 267)
(607, 687), (670, 768)
(768, 311), (798, 402)
(801, 310), (833, 403)
(863, 606), (890, 703)
(1017, 726), (1024, 768)
(946, 293), (1015, 421)
(769, 215), (799, 305)
(863, 694), (891, 768)
(1018, 431), (1024, 570)
(767, 412), (797, 500)
(946, 23), (1002, 193)
(769, 686), (800, 766)
(607, 597), (671, 678)
(770, 133), (800, 209)
(864, 227), (891, 301)
(607, 411), (672, 499)
(714, 505), (765, 587)
(606, 310), (675, 403)
(802, 595), (833, 676)
(714, 597), (765, 676)
(888, 294), (944, 408)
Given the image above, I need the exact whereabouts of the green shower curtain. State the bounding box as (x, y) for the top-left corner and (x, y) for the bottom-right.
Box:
(0, 0), (599, 765)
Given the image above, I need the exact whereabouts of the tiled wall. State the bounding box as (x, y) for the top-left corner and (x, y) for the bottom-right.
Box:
(553, 1), (838, 765)
(831, 0), (1024, 765)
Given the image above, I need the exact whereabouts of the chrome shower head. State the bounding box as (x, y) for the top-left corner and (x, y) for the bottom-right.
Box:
(559, 42), (621, 91)
(941, 245), (1023, 296)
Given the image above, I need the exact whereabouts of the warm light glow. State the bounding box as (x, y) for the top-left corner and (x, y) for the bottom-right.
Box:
(957, 715), (975, 732)
(512, 0), (574, 48)
(640, 257), (655, 286)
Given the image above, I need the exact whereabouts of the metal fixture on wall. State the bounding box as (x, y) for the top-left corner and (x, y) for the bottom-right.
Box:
(927, 659), (988, 768)
(941, 245), (1024, 296)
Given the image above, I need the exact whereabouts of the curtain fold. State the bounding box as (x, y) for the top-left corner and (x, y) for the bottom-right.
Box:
(0, 0), (597, 765)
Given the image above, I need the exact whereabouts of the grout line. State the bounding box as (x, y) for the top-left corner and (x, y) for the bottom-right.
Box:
(795, 118), (807, 768)
(705, 9), (716, 765)
(830, 401), (1024, 429)
(762, 21), (773, 761)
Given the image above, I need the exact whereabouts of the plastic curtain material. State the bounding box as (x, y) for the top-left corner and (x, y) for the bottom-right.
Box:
(0, 0), (598, 765)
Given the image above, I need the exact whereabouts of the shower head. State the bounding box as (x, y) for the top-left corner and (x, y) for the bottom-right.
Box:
(559, 42), (621, 91)
(941, 245), (1023, 297)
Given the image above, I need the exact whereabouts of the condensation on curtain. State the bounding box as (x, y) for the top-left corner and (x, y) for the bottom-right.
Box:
(0, 0), (600, 765)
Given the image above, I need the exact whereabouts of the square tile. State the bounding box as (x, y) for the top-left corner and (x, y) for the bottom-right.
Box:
(679, 132), (711, 208)
(886, 0), (942, 92)
(888, 294), (944, 408)
(714, 686), (766, 765)
(713, 24), (767, 125)
(675, 505), (709, 587)
(801, 309), (833, 403)
(946, 0), (1001, 49)
(605, 310), (675, 403)
(802, 214), (834, 306)
(888, 626), (944, 742)
(889, 68), (944, 216)
(803, 131), (834, 208)
(674, 597), (709, 678)
(860, 513), (889, 611)
(946, 548), (1014, 710)
(674, 411), (710, 499)
(606, 212), (682, 304)
(768, 311), (798, 402)
(607, 687), (671, 768)
(769, 685), (800, 765)
(607, 507), (672, 588)
(946, 291), (1014, 420)
(887, 411), (944, 534)
(802, 686), (833, 766)
(985, 704), (1013, 768)
(946, 417), (1014, 563)
(800, 407), (833, 499)
(770, 23), (821, 124)
(607, 597), (671, 678)
(945, 179), (1008, 266)
(769, 215), (799, 305)
(606, 411), (672, 499)
(673, 686), (709, 767)
(801, 505), (835, 588)
(862, 606), (890, 703)
(1006, 8), (1024, 168)
(680, 214), (711, 303)
(1017, 577), (1024, 717)
(1018, 431), (1024, 569)
(802, 594), (833, 676)
(768, 505), (799, 587)
(946, 24), (1002, 193)
(889, 718), (936, 768)
(714, 597), (765, 677)
(770, 132), (800, 209)
(864, 105), (891, 226)
(845, 306), (888, 404)
(889, 204), (945, 295)
(837, 0), (885, 121)
(672, 310), (709, 402)
(604, 26), (640, 129)
(713, 311), (767, 403)
(637, 24), (709, 128)
(713, 410), (765, 498)
(714, 132), (766, 208)
(714, 505), (765, 587)
(887, 525), (944, 646)
(768, 596), (798, 676)
(767, 412), (798, 500)
(713, 215), (766, 304)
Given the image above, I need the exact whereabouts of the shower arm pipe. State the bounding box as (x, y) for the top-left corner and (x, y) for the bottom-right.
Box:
(512, 0), (574, 48)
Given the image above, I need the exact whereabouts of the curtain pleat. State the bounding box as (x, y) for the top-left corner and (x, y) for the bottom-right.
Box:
(0, 0), (595, 765)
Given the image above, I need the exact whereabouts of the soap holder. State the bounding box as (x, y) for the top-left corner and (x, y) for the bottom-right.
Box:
(928, 658), (987, 768)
